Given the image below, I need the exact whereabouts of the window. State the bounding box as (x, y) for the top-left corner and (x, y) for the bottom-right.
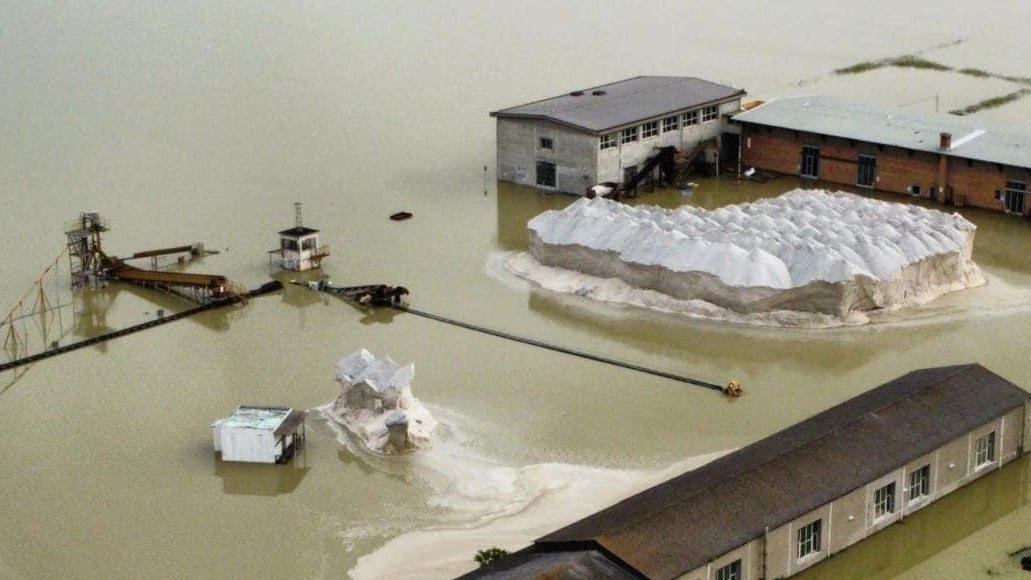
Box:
(662, 116), (679, 132)
(911, 184), (922, 197)
(857, 155), (876, 188)
(539, 137), (553, 150)
(797, 519), (822, 559)
(536, 161), (556, 187)
(620, 127), (638, 144)
(701, 105), (719, 122)
(641, 121), (659, 139)
(800, 145), (820, 178)
(909, 465), (931, 501)
(280, 238), (299, 252)
(301, 238), (316, 251)
(975, 431), (996, 467)
(874, 482), (896, 519)
(682, 110), (699, 126)
(715, 559), (742, 580)
(1004, 180), (1026, 214)
(600, 133), (616, 150)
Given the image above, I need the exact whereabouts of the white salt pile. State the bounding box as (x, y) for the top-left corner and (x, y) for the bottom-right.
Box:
(320, 349), (437, 454)
(512, 190), (983, 324)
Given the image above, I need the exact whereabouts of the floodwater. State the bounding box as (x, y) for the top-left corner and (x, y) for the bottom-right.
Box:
(1, 2), (1031, 579)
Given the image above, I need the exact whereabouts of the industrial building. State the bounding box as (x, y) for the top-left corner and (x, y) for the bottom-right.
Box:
(491, 76), (745, 194)
(459, 364), (1030, 580)
(270, 203), (330, 271)
(734, 96), (1031, 216)
(212, 405), (307, 464)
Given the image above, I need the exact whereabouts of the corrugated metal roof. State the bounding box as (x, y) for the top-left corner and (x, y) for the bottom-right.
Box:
(213, 405), (293, 431)
(538, 364), (1029, 580)
(490, 76), (745, 134)
(454, 547), (643, 580)
(733, 96), (1031, 169)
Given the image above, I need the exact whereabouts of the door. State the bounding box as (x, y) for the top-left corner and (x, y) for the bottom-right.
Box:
(800, 146), (820, 178)
(536, 161), (556, 188)
(857, 155), (877, 188)
(1004, 180), (1026, 214)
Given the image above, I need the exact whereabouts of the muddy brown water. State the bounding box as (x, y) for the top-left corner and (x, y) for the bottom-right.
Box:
(1, 2), (1030, 579)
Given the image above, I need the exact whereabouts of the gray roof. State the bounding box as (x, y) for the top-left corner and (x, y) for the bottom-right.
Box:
(536, 364), (1029, 580)
(733, 95), (1031, 169)
(455, 547), (642, 580)
(490, 76), (745, 134)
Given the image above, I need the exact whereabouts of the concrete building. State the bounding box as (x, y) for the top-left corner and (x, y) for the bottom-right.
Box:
(271, 204), (330, 272)
(734, 96), (1031, 216)
(459, 364), (1030, 580)
(491, 76), (746, 194)
(212, 405), (307, 464)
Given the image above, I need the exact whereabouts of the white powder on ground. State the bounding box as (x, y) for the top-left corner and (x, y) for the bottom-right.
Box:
(519, 190), (984, 323)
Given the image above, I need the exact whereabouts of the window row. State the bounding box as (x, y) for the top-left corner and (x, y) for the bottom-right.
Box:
(599, 105), (720, 149)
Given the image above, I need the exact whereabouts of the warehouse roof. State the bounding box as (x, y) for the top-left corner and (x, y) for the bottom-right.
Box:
(530, 364), (1028, 580)
(490, 76), (745, 133)
(733, 96), (1031, 169)
(456, 547), (643, 580)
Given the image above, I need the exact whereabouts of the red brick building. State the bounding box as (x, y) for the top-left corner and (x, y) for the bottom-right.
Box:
(734, 96), (1031, 216)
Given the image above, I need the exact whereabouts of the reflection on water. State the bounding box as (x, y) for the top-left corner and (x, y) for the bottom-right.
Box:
(214, 453), (312, 496)
(799, 455), (1031, 580)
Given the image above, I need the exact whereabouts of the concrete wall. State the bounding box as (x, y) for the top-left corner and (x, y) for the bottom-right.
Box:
(495, 118), (598, 194)
(677, 404), (1026, 579)
(740, 124), (1031, 215)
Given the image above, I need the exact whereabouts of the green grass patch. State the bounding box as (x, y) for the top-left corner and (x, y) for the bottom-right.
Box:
(958, 68), (992, 78)
(834, 61), (887, 75)
(949, 88), (1031, 115)
(886, 55), (952, 71)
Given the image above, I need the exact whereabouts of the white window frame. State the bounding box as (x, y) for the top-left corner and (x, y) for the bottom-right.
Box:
(641, 121), (659, 139)
(662, 115), (679, 132)
(682, 110), (699, 126)
(908, 465), (931, 502)
(620, 127), (638, 145)
(873, 482), (896, 520)
(797, 518), (822, 560)
(539, 136), (553, 150)
(974, 431), (996, 468)
(701, 105), (719, 122)
(715, 559), (742, 580)
(600, 133), (616, 150)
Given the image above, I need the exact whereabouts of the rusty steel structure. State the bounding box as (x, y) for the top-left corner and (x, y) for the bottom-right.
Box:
(64, 211), (242, 304)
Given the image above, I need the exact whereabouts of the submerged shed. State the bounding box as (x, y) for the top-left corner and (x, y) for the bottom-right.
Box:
(212, 405), (307, 464)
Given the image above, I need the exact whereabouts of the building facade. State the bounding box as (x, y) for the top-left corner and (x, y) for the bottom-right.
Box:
(491, 76), (745, 194)
(459, 364), (1031, 580)
(734, 96), (1031, 216)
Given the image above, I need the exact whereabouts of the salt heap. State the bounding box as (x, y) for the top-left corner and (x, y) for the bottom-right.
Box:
(521, 190), (983, 319)
(321, 349), (437, 454)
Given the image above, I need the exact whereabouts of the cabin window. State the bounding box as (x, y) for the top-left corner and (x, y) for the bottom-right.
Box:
(620, 127), (638, 144)
(908, 465), (931, 501)
(975, 431), (996, 467)
(715, 559), (742, 580)
(535, 161), (556, 188)
(857, 155), (876, 188)
(281, 238), (299, 252)
(701, 105), (719, 122)
(797, 518), (822, 559)
(682, 110), (699, 126)
(301, 238), (316, 251)
(641, 121), (659, 139)
(911, 184), (922, 197)
(874, 482), (896, 519)
(662, 116), (679, 132)
(539, 137), (553, 150)
(600, 133), (617, 150)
